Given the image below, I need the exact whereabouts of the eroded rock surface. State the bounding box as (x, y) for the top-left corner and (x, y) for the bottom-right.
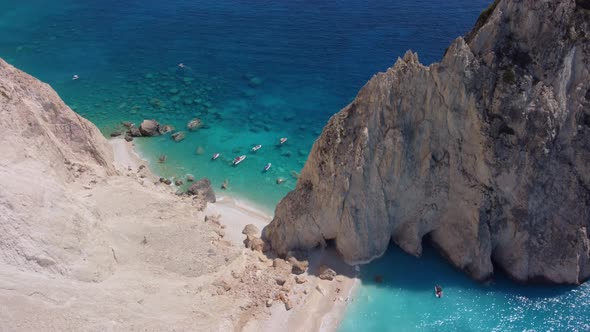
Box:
(264, 0), (590, 284)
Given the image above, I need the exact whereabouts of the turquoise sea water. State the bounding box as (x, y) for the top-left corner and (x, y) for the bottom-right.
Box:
(338, 246), (590, 332)
(1, 1), (589, 330)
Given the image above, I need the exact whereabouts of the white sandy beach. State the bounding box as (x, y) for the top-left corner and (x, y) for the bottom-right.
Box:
(111, 138), (359, 332)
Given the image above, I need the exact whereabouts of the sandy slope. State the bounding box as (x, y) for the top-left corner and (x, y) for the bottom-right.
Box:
(0, 58), (356, 331)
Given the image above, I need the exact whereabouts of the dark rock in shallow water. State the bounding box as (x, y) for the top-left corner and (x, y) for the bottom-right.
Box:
(187, 118), (202, 130)
(128, 127), (142, 137)
(159, 124), (174, 134)
(187, 178), (216, 203)
(124, 135), (133, 142)
(139, 119), (160, 136)
(110, 131), (122, 137)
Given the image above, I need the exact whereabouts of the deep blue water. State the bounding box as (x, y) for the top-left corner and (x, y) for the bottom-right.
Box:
(2, 0), (589, 330)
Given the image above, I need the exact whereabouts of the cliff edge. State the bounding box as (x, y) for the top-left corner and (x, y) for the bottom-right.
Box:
(264, 0), (590, 284)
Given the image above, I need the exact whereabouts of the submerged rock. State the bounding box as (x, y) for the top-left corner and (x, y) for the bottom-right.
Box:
(248, 77), (263, 87)
(264, 0), (590, 285)
(171, 131), (185, 142)
(242, 224), (260, 237)
(159, 124), (174, 134)
(187, 118), (202, 130)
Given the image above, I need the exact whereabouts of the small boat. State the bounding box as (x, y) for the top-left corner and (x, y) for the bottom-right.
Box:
(252, 145), (262, 152)
(72, 74), (79, 80)
(212, 153), (220, 160)
(263, 163), (272, 171)
(233, 155), (246, 165)
(279, 137), (288, 145)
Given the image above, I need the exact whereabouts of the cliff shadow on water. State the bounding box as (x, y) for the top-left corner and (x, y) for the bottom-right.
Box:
(359, 240), (574, 299)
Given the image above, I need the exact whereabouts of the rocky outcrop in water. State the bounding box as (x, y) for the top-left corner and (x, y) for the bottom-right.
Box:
(264, 0), (590, 284)
(139, 119), (160, 136)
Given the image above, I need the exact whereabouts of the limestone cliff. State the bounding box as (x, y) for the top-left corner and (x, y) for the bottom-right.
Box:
(264, 0), (590, 284)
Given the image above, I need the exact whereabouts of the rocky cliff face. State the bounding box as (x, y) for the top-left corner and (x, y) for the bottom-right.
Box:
(264, 0), (590, 284)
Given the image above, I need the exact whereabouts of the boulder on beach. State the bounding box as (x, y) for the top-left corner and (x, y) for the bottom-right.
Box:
(287, 253), (309, 275)
(244, 234), (265, 252)
(124, 135), (133, 142)
(171, 131), (185, 142)
(187, 178), (216, 203)
(139, 119), (160, 136)
(319, 265), (337, 281)
(242, 224), (260, 237)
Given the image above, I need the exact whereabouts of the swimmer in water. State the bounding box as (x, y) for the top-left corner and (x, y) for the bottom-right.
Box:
(178, 63), (192, 71)
(72, 74), (79, 80)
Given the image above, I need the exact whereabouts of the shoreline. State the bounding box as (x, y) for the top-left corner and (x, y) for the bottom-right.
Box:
(110, 138), (358, 331)
(129, 138), (277, 216)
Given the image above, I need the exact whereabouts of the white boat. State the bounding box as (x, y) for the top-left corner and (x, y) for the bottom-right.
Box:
(212, 153), (220, 160)
(72, 74), (79, 80)
(233, 155), (246, 165)
(279, 137), (287, 144)
(264, 163), (272, 171)
(252, 145), (262, 151)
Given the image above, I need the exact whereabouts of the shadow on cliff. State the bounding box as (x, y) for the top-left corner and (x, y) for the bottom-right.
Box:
(355, 241), (575, 300)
